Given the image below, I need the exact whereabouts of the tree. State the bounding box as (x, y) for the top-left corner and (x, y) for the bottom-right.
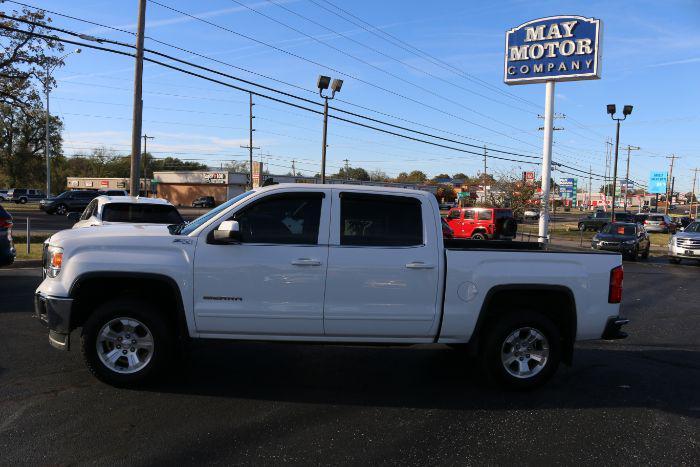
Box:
(432, 173), (451, 181)
(1, 7), (65, 112)
(368, 169), (389, 182)
(435, 184), (457, 202)
(395, 170), (427, 183)
(0, 102), (62, 187)
(335, 166), (370, 181)
(452, 172), (468, 180)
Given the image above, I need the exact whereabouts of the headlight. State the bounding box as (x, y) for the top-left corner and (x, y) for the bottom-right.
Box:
(46, 245), (64, 278)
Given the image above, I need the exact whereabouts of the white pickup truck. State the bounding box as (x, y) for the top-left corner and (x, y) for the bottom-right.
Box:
(35, 184), (628, 389)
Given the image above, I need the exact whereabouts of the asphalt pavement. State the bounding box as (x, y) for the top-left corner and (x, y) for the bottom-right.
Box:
(0, 259), (698, 464)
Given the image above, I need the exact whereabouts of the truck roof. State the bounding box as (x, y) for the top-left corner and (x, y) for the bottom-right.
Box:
(95, 196), (174, 206)
(255, 183), (435, 198)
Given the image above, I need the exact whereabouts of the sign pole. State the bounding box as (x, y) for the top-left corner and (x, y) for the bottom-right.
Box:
(538, 80), (555, 244)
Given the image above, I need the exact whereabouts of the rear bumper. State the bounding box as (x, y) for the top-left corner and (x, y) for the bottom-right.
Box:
(34, 293), (74, 350)
(601, 316), (629, 340)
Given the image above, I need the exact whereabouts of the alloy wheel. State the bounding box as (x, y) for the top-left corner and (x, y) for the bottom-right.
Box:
(500, 327), (549, 379)
(96, 317), (154, 374)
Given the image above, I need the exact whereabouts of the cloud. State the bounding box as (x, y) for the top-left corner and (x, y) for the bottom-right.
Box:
(645, 57), (700, 68)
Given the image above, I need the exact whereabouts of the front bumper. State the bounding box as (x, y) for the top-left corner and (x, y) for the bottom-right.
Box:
(34, 293), (74, 350)
(668, 245), (700, 259)
(601, 316), (629, 340)
(592, 242), (636, 253)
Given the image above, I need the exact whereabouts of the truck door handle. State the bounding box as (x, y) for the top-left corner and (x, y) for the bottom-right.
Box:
(291, 258), (322, 266)
(405, 262), (435, 269)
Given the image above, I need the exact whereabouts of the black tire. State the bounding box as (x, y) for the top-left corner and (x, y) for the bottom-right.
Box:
(55, 203), (68, 215)
(80, 297), (174, 387)
(480, 311), (561, 390)
(578, 223), (586, 232)
(471, 232), (487, 240)
(641, 246), (650, 259)
(19, 197), (27, 204)
(669, 257), (681, 264)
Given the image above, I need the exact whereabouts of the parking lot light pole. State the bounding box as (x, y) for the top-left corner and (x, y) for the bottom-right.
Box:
(317, 75), (343, 184)
(606, 104), (633, 218)
(44, 49), (81, 196)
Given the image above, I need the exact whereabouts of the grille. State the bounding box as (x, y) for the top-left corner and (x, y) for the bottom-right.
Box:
(676, 237), (700, 249)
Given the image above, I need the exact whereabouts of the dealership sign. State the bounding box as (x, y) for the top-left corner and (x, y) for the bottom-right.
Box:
(648, 171), (668, 194)
(504, 16), (602, 85)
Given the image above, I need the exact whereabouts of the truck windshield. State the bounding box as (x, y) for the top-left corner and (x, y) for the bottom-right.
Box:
(176, 190), (254, 235)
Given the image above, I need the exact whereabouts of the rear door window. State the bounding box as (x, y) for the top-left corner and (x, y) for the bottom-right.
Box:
(339, 193), (422, 246)
(477, 210), (492, 221)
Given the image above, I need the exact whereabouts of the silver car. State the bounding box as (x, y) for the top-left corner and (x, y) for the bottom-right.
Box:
(643, 214), (675, 233)
(669, 221), (700, 264)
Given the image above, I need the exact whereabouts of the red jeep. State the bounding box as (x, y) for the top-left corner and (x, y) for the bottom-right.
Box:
(446, 207), (517, 240)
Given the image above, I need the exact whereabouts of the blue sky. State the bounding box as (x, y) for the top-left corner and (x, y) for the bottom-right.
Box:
(10, 0), (700, 191)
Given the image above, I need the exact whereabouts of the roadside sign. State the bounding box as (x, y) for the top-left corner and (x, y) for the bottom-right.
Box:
(648, 171), (668, 194)
(504, 16), (603, 85)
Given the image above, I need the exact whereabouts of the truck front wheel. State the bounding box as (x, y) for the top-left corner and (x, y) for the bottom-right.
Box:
(480, 311), (561, 390)
(80, 298), (174, 386)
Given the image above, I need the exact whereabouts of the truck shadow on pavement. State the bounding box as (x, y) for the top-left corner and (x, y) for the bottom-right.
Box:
(148, 341), (700, 418)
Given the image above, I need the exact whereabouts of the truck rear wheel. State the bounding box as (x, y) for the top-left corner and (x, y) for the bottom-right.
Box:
(480, 311), (561, 390)
(80, 298), (173, 387)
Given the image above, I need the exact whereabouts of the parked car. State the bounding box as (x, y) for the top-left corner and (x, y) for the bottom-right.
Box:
(578, 211), (634, 231)
(591, 222), (650, 261)
(0, 205), (15, 266)
(8, 188), (45, 204)
(642, 214), (676, 234)
(523, 209), (539, 220)
(0, 189), (9, 201)
(446, 207), (517, 240)
(192, 196), (215, 208)
(633, 213), (649, 225)
(668, 221), (700, 264)
(98, 189), (128, 196)
(69, 196), (183, 228)
(441, 217), (454, 239)
(34, 184), (625, 389)
(39, 190), (100, 215)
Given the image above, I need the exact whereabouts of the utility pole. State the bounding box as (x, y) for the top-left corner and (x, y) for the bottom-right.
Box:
(622, 145), (640, 211)
(604, 139), (613, 202)
(129, 0), (147, 197)
(142, 134), (154, 196)
(588, 165), (592, 210)
(482, 145), (488, 204)
(690, 168), (699, 219)
(343, 158), (350, 181)
(665, 154), (678, 214)
(240, 92), (259, 189)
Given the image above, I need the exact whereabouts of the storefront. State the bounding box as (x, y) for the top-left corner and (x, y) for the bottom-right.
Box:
(153, 171), (248, 206)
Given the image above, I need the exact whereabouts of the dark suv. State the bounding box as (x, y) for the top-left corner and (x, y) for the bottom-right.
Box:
(578, 211), (633, 231)
(192, 196), (215, 208)
(8, 188), (45, 204)
(39, 190), (99, 215)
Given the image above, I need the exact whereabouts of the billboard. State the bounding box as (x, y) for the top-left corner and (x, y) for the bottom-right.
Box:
(559, 177), (577, 202)
(648, 171), (668, 194)
(504, 16), (602, 85)
(522, 171), (536, 185)
(251, 162), (264, 188)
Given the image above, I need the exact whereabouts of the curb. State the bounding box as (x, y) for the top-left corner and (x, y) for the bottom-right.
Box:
(5, 259), (42, 269)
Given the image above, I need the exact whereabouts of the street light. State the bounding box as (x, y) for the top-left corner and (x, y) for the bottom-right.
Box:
(606, 103), (633, 218)
(44, 48), (81, 196)
(317, 75), (343, 183)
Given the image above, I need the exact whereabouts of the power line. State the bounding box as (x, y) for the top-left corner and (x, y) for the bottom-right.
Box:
(146, 0), (544, 149)
(313, 0), (540, 109)
(263, 0), (538, 115)
(1, 19), (622, 182)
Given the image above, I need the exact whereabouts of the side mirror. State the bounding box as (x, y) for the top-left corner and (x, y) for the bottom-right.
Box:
(67, 212), (81, 222)
(212, 220), (241, 244)
(679, 226), (685, 232)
